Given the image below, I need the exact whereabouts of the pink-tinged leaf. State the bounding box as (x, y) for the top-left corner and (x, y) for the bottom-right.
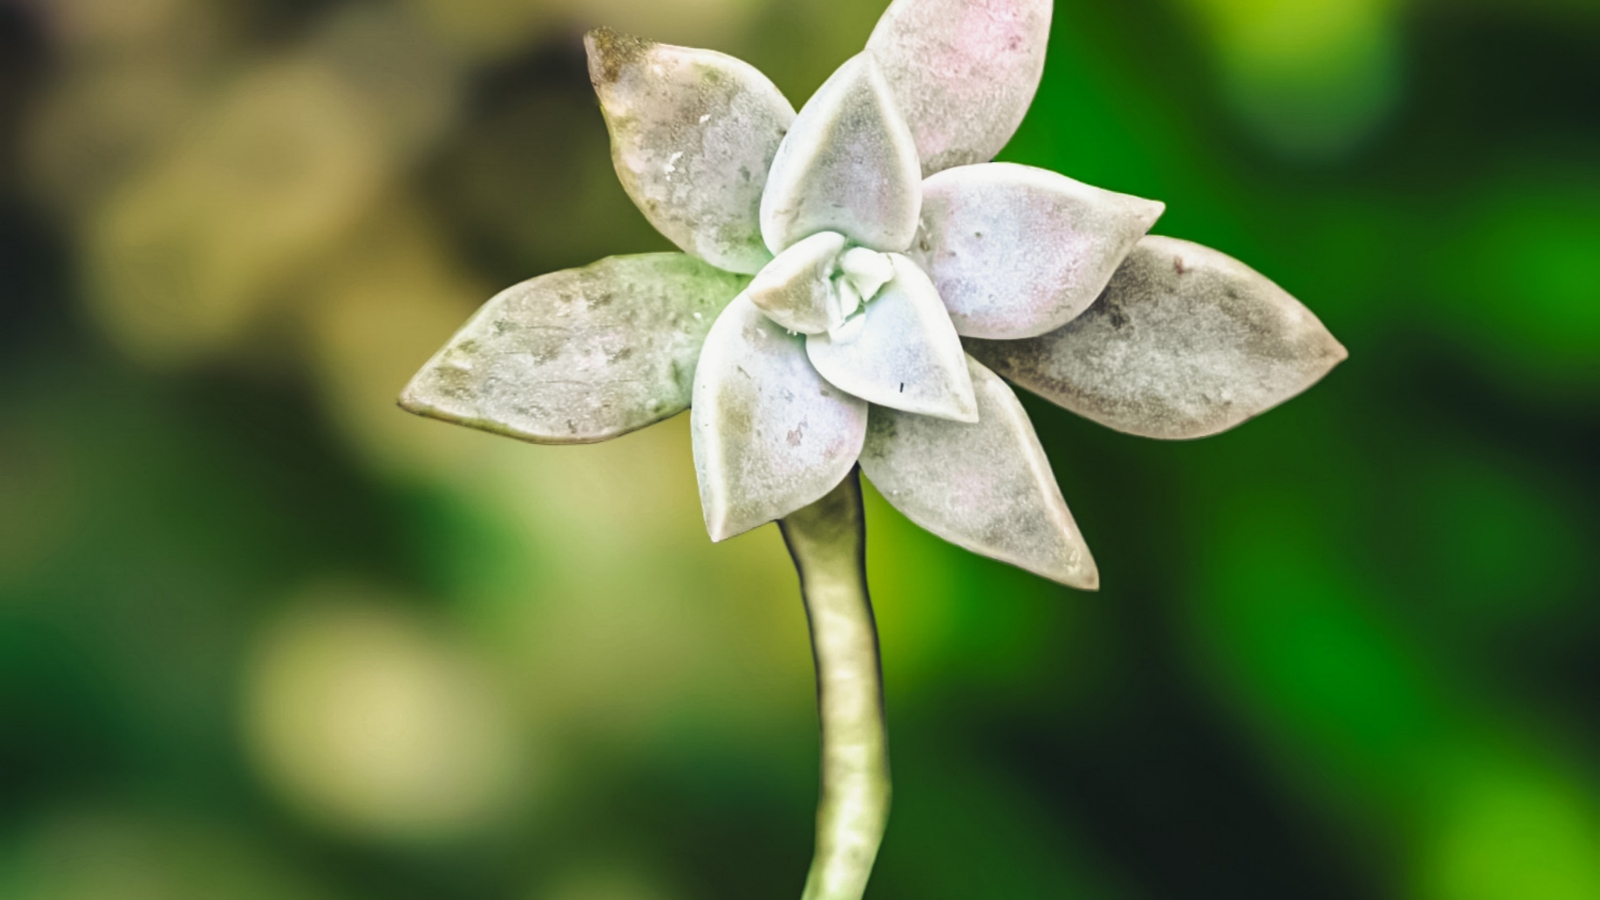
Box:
(587, 28), (795, 275)
(968, 236), (1349, 440)
(860, 355), (1098, 589)
(692, 295), (869, 541)
(866, 0), (1052, 175)
(911, 163), (1164, 339)
(760, 53), (922, 254)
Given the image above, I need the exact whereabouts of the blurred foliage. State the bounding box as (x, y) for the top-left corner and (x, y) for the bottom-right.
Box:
(1, 0), (1598, 899)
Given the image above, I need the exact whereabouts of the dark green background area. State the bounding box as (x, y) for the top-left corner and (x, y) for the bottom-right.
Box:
(1, 1), (1597, 899)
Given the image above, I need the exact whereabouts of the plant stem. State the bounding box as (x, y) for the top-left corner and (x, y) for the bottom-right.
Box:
(779, 468), (891, 900)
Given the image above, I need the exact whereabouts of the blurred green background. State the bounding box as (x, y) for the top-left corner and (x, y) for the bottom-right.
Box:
(1, 0), (1597, 898)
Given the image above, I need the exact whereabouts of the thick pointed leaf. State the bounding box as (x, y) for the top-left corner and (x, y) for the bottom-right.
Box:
(692, 295), (869, 541)
(912, 163), (1164, 339)
(806, 254), (977, 422)
(747, 230), (848, 334)
(400, 253), (749, 443)
(866, 0), (1052, 175)
(968, 236), (1348, 440)
(760, 53), (921, 254)
(587, 28), (795, 275)
(860, 355), (1097, 589)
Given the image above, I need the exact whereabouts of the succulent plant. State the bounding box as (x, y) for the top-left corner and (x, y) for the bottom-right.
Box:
(400, 1), (1345, 896)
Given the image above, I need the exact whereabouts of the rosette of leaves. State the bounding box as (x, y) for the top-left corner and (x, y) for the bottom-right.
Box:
(400, 1), (1345, 897)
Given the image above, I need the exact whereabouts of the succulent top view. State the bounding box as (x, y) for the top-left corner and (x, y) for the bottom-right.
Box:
(399, 0), (1346, 897)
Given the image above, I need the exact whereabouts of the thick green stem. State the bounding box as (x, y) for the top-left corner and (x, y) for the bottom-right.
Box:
(779, 468), (890, 900)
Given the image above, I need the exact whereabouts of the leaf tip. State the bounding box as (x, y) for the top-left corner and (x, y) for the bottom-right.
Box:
(703, 507), (749, 544)
(946, 365), (982, 423)
(1329, 335), (1351, 366)
(1073, 560), (1101, 592)
(1044, 547), (1099, 591)
(947, 394), (981, 424)
(395, 377), (433, 419)
(584, 26), (652, 87)
(1136, 197), (1167, 232)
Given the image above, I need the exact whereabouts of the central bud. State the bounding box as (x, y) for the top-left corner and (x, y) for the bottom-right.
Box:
(745, 231), (897, 341)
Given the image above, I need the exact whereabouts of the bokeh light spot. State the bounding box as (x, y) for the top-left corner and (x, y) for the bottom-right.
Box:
(242, 584), (528, 844)
(1175, 0), (1404, 158)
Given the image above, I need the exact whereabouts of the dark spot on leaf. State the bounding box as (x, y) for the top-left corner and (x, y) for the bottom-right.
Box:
(720, 403), (753, 436)
(427, 362), (474, 396)
(1104, 300), (1129, 329)
(1173, 256), (1188, 275)
(868, 413), (897, 444)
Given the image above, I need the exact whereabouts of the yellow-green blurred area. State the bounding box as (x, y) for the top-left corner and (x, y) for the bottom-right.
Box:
(1, 0), (1597, 897)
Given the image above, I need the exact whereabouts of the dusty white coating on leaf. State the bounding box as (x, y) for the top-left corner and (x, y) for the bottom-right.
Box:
(760, 53), (922, 255)
(746, 230), (849, 334)
(587, 28), (796, 275)
(912, 163), (1165, 339)
(692, 295), (869, 541)
(859, 355), (1098, 589)
(866, 0), (1052, 175)
(401, 6), (1349, 586)
(968, 236), (1348, 440)
(400, 253), (748, 444)
(806, 254), (978, 422)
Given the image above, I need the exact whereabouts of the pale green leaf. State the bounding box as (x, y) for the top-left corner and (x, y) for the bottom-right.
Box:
(400, 253), (748, 443)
